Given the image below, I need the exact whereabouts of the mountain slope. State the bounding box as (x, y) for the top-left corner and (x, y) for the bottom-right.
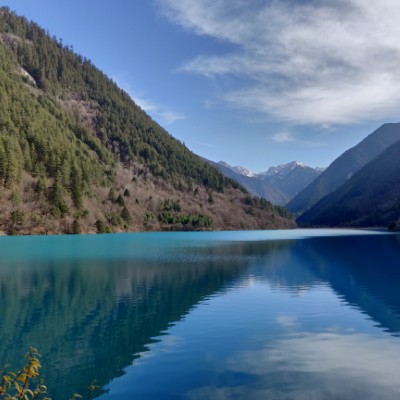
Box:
(210, 161), (289, 205)
(218, 162), (255, 177)
(297, 138), (400, 227)
(259, 161), (322, 200)
(287, 123), (400, 215)
(0, 7), (295, 234)
(212, 160), (322, 205)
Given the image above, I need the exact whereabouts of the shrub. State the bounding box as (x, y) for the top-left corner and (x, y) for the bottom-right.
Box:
(0, 347), (98, 400)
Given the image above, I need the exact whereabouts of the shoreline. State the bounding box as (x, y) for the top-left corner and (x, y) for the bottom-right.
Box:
(0, 226), (394, 238)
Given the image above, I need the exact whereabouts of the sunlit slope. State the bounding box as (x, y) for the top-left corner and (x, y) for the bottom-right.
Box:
(0, 7), (294, 233)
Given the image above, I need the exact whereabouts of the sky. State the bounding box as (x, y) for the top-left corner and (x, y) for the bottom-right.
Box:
(2, 0), (400, 172)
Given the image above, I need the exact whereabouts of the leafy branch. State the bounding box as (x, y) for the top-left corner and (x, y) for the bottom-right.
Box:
(0, 348), (97, 400)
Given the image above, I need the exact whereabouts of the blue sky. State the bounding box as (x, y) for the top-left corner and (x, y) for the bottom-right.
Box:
(3, 0), (400, 172)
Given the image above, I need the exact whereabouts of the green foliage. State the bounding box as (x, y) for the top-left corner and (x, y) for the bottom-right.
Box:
(50, 182), (69, 217)
(0, 135), (23, 189)
(107, 188), (116, 203)
(72, 219), (82, 234)
(244, 195), (293, 220)
(161, 199), (181, 212)
(158, 198), (213, 228)
(11, 190), (21, 207)
(70, 162), (83, 209)
(35, 176), (47, 195)
(95, 220), (111, 234)
(0, 7), (294, 233)
(106, 212), (123, 226)
(10, 210), (24, 224)
(116, 194), (125, 207)
(0, 25), (109, 208)
(120, 207), (131, 224)
(0, 7), (236, 194)
(8, 210), (24, 235)
(144, 212), (156, 224)
(192, 214), (213, 228)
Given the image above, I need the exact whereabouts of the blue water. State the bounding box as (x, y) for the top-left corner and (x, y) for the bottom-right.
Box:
(0, 229), (400, 399)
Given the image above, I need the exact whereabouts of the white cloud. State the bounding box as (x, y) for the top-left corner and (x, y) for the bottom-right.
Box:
(272, 131), (295, 143)
(159, 0), (400, 126)
(271, 130), (326, 147)
(158, 110), (186, 125)
(113, 75), (185, 125)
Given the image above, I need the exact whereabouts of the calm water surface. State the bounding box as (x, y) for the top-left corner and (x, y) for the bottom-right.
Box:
(0, 229), (400, 399)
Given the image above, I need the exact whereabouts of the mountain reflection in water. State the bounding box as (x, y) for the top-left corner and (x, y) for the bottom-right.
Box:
(0, 230), (399, 399)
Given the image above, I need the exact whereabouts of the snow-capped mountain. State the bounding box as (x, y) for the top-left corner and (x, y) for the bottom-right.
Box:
(261, 161), (306, 178)
(218, 162), (256, 177)
(258, 161), (323, 199)
(213, 160), (324, 205)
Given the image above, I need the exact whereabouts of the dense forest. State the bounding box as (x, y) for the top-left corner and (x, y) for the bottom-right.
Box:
(0, 7), (294, 234)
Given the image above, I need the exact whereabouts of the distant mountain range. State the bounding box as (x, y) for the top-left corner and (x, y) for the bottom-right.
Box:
(214, 122), (400, 229)
(218, 162), (256, 178)
(287, 123), (400, 216)
(209, 160), (323, 205)
(258, 161), (324, 201)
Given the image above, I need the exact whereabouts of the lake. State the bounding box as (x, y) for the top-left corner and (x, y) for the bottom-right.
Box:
(1, 229), (400, 399)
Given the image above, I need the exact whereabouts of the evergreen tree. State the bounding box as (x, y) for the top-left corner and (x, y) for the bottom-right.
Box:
(70, 162), (83, 209)
(121, 207), (131, 224)
(116, 194), (125, 206)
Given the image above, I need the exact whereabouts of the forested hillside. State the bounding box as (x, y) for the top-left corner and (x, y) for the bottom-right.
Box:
(0, 7), (294, 234)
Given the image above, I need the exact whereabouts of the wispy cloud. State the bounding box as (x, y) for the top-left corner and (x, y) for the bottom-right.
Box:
(195, 141), (216, 149)
(271, 130), (326, 147)
(158, 0), (400, 126)
(113, 75), (185, 125)
(157, 110), (186, 125)
(272, 131), (296, 143)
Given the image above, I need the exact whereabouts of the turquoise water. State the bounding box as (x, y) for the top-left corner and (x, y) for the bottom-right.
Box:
(1, 229), (400, 399)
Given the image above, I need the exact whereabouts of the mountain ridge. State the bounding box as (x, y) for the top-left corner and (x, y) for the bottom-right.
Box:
(287, 123), (400, 216)
(261, 161), (306, 177)
(297, 138), (400, 227)
(212, 160), (322, 205)
(209, 160), (289, 205)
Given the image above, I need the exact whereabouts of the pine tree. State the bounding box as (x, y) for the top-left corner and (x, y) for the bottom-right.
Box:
(70, 162), (83, 209)
(116, 194), (125, 206)
(121, 207), (131, 224)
